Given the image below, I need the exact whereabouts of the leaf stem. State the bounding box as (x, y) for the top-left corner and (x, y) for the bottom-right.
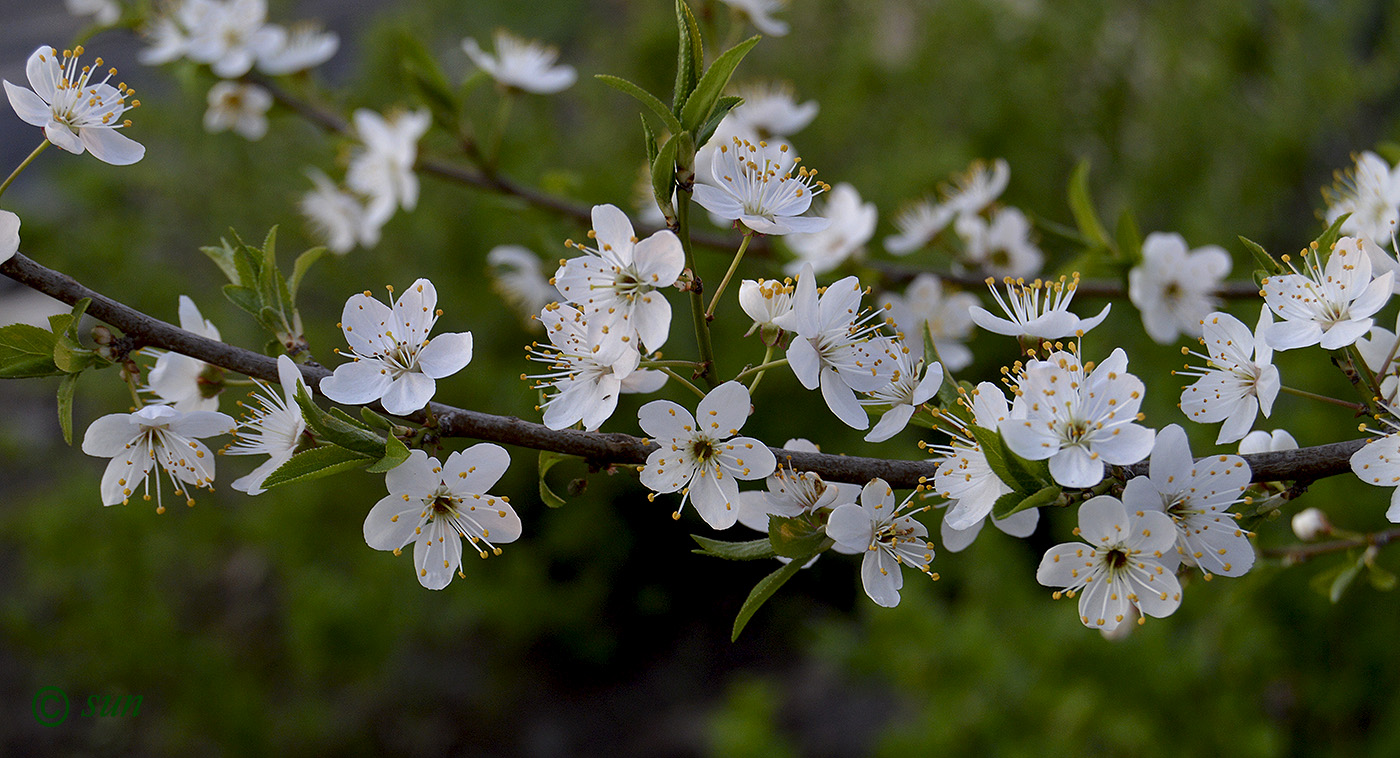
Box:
(705, 229), (754, 318)
(733, 357), (788, 383)
(0, 140), (50, 200)
(1280, 384), (1366, 411)
(657, 366), (707, 400)
(744, 343), (775, 393)
(677, 188), (719, 388)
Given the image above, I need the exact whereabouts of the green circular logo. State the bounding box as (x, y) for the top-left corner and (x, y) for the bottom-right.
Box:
(32, 687), (69, 727)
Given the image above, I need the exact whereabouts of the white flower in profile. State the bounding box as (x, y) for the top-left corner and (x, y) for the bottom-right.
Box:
(345, 108), (431, 227)
(774, 264), (901, 429)
(138, 0), (218, 66)
(1261, 236), (1393, 351)
(954, 206), (1043, 279)
(320, 279), (473, 416)
(880, 274), (978, 371)
(860, 348), (942, 443)
(148, 296), (223, 412)
(638, 381), (776, 530)
(1001, 347), (1155, 488)
(942, 158), (1010, 218)
(884, 197), (955, 255)
(363, 447), (521, 590)
(826, 478), (937, 608)
(4, 45), (145, 165)
(927, 382), (1039, 551)
(1128, 232), (1232, 344)
(1, 210), (18, 265)
(1036, 495), (1182, 632)
(462, 30), (576, 94)
(1356, 311), (1400, 403)
(738, 277), (795, 341)
(783, 182), (877, 276)
(693, 137), (831, 235)
(737, 439), (861, 532)
(225, 355), (310, 495)
(487, 245), (556, 328)
(1350, 403), (1400, 523)
(256, 22), (339, 75)
(66, 0), (120, 25)
(81, 404), (235, 511)
(1238, 428), (1297, 455)
(203, 81), (272, 140)
(969, 275), (1110, 339)
(727, 81), (818, 139)
(553, 204), (684, 363)
(300, 169), (379, 255)
(525, 302), (641, 432)
(718, 0), (789, 36)
(1121, 424), (1255, 577)
(1178, 308), (1280, 445)
(184, 0), (281, 78)
(1324, 151), (1400, 249)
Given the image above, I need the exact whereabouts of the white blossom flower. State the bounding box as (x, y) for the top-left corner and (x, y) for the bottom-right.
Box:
(488, 245), (556, 328)
(345, 108), (431, 228)
(783, 182), (877, 276)
(954, 206), (1043, 279)
(1324, 151), (1400, 250)
(1121, 424), (1255, 577)
(1350, 404), (1400, 523)
(970, 275), (1110, 339)
(942, 158), (1010, 218)
(1261, 236), (1393, 351)
(66, 0), (120, 25)
(727, 81), (818, 139)
(718, 0), (789, 36)
(256, 22), (339, 75)
(1001, 347), (1155, 488)
(1036, 495), (1182, 632)
(1238, 428), (1297, 455)
(1291, 508), (1331, 541)
(320, 279), (473, 416)
(927, 382), (1039, 551)
(137, 0), (218, 66)
(81, 404), (235, 510)
(525, 302), (642, 432)
(4, 45), (145, 165)
(860, 348), (942, 443)
(736, 439), (861, 532)
(148, 296), (223, 412)
(738, 277), (794, 341)
(1128, 232), (1232, 344)
(774, 264), (901, 429)
(1, 210), (18, 265)
(884, 197), (955, 255)
(300, 169), (379, 255)
(1178, 308), (1280, 445)
(693, 137), (831, 235)
(184, 0), (281, 78)
(826, 478), (937, 607)
(363, 447), (521, 590)
(1356, 312), (1400, 403)
(225, 355), (310, 495)
(462, 30), (576, 94)
(880, 274), (978, 371)
(553, 204), (684, 363)
(638, 381), (777, 530)
(203, 81), (271, 140)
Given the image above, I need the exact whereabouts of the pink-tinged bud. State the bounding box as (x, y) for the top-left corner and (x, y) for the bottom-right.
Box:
(1291, 508), (1331, 541)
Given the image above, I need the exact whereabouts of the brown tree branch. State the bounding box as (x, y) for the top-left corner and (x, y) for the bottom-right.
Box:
(0, 252), (1372, 490)
(1263, 527), (1400, 562)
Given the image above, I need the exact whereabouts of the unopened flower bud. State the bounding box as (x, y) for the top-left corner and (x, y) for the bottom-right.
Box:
(91, 325), (113, 345)
(1291, 507), (1331, 541)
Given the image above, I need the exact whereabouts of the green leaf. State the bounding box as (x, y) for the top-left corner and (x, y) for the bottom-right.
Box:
(691, 535), (777, 561)
(222, 284), (262, 317)
(52, 336), (95, 373)
(672, 0), (704, 109)
(1115, 208), (1142, 266)
(359, 406), (396, 432)
(1314, 211), (1350, 256)
(1368, 561), (1398, 592)
(992, 483), (1062, 520)
(651, 135), (679, 213)
(1238, 235), (1281, 276)
(0, 324), (60, 378)
(329, 407), (373, 431)
(1328, 554), (1364, 604)
(731, 538), (829, 641)
(694, 95), (744, 149)
(366, 434), (411, 474)
(261, 445), (371, 490)
(596, 74), (684, 135)
(1067, 160), (1112, 252)
(294, 386), (386, 456)
(538, 450), (578, 508)
(680, 35), (760, 132)
(398, 30), (460, 130)
(641, 115), (659, 168)
(289, 247), (325, 301)
(57, 372), (80, 445)
(201, 241), (241, 285)
(968, 425), (1047, 493)
(768, 515), (825, 559)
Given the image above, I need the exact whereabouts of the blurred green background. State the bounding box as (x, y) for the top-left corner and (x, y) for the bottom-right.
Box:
(4, 0), (1400, 754)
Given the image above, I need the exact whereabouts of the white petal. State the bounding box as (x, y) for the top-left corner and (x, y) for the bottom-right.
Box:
(413, 521), (462, 590)
(417, 332), (473, 378)
(638, 399), (692, 439)
(364, 493), (425, 551)
(993, 507), (1039, 538)
(1077, 496), (1129, 546)
(4, 80), (52, 127)
(442, 444), (511, 494)
(785, 336), (821, 390)
(0, 209), (18, 263)
(690, 468), (740, 530)
(820, 369), (869, 429)
(940, 517), (984, 553)
(1036, 542), (1090, 587)
(590, 204), (636, 264)
(696, 381), (751, 437)
(80, 127), (145, 166)
(864, 404), (914, 443)
(319, 360), (393, 405)
(380, 372), (436, 415)
(860, 549), (903, 607)
(82, 413), (138, 456)
(826, 503), (873, 552)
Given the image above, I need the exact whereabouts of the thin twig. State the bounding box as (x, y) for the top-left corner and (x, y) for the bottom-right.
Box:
(1262, 527), (1400, 562)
